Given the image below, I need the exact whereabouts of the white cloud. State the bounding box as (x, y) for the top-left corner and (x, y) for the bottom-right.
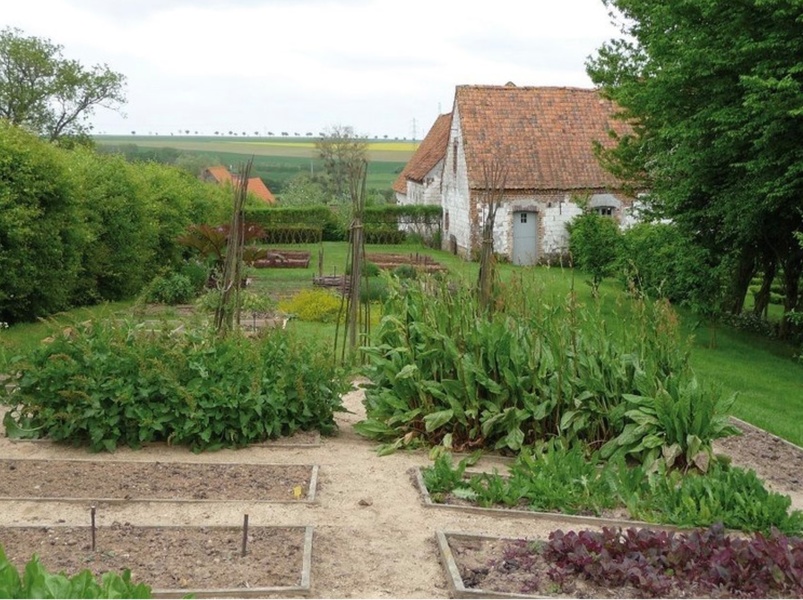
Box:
(3, 0), (621, 137)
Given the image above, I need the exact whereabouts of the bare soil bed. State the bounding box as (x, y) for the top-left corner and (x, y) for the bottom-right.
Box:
(0, 524), (307, 594)
(0, 459), (314, 502)
(714, 417), (803, 493)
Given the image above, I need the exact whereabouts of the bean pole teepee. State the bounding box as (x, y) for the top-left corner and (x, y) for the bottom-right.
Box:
(214, 157), (253, 335)
(334, 159), (370, 365)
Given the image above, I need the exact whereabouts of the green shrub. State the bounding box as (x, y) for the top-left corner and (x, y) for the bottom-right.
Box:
(0, 122), (83, 323)
(262, 226), (323, 245)
(143, 273), (196, 305)
(359, 278), (389, 303)
(364, 227), (406, 245)
(195, 289), (275, 315)
(0, 545), (152, 599)
(179, 260), (210, 292)
(392, 264), (418, 280)
(345, 261), (380, 277)
(278, 289), (342, 323)
(1, 320), (349, 451)
(567, 212), (623, 292)
(620, 222), (715, 306)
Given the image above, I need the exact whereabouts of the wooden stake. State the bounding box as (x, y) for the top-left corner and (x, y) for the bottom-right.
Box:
(90, 505), (96, 551)
(241, 514), (249, 557)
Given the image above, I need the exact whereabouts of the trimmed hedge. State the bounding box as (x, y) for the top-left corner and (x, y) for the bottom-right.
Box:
(244, 204), (442, 245)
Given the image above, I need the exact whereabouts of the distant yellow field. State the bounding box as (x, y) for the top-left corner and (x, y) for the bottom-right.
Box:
(95, 135), (418, 165)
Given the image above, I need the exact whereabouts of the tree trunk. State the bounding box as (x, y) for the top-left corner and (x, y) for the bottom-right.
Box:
(752, 254), (777, 319)
(779, 253), (802, 340)
(725, 249), (756, 315)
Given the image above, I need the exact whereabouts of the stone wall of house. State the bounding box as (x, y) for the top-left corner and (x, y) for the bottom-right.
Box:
(396, 162), (444, 240)
(488, 192), (634, 264)
(441, 107), (473, 257)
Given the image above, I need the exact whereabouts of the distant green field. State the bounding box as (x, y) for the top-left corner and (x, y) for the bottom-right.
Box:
(96, 135), (418, 161)
(94, 135), (414, 194)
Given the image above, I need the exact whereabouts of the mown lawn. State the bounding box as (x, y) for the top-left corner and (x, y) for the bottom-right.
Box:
(3, 240), (801, 447)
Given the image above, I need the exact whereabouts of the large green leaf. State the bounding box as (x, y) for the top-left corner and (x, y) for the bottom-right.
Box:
(423, 409), (454, 432)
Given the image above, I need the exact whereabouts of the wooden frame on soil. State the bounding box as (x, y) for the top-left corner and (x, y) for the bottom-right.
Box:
(436, 531), (536, 599)
(413, 467), (678, 531)
(0, 458), (319, 504)
(0, 524), (314, 599)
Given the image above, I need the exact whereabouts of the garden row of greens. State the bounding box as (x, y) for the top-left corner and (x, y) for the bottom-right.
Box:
(424, 444), (803, 535)
(3, 320), (349, 452)
(0, 546), (151, 599)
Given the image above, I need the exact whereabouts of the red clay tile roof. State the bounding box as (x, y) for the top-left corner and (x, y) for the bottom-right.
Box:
(455, 85), (627, 191)
(246, 177), (276, 204)
(202, 166), (275, 204)
(204, 165), (233, 184)
(393, 113), (452, 194)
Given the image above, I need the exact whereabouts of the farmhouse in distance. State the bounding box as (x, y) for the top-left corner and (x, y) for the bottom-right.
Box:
(394, 83), (638, 265)
(201, 165), (277, 205)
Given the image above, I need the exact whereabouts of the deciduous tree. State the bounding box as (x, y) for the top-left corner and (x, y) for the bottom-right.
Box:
(0, 27), (126, 143)
(587, 0), (803, 334)
(315, 125), (368, 203)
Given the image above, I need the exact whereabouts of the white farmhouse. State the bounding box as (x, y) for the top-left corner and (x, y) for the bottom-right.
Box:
(395, 84), (637, 265)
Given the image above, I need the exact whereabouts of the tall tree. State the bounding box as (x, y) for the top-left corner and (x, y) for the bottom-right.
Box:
(0, 27), (126, 142)
(315, 125), (368, 203)
(587, 0), (803, 333)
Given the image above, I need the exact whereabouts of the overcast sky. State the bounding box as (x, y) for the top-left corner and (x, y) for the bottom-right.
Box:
(5, 0), (621, 139)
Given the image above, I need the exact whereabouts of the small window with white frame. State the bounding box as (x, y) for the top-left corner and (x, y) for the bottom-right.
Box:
(593, 206), (615, 217)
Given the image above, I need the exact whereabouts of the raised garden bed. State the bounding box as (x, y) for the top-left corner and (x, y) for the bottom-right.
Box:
(412, 467), (653, 530)
(0, 524), (313, 598)
(413, 431), (803, 536)
(437, 528), (803, 598)
(365, 252), (446, 272)
(0, 459), (318, 503)
(312, 275), (350, 294)
(253, 250), (311, 269)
